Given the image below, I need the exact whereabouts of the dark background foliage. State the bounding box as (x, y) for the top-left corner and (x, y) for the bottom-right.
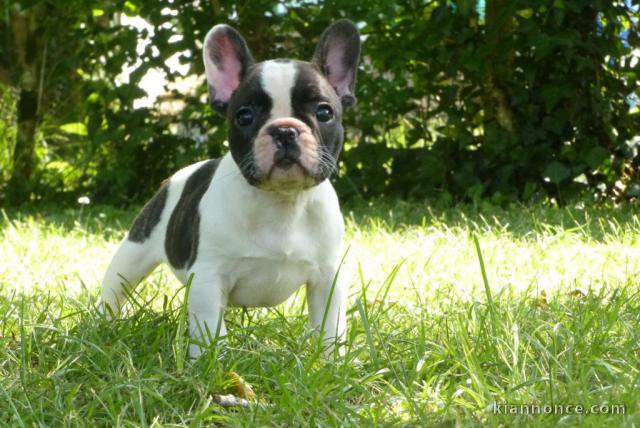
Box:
(0, 0), (638, 206)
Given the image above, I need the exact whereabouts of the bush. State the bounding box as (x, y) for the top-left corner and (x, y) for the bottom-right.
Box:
(0, 0), (638, 205)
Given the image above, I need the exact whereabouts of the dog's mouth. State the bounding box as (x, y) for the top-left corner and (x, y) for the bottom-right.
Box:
(264, 159), (313, 189)
(270, 155), (307, 172)
(272, 153), (299, 170)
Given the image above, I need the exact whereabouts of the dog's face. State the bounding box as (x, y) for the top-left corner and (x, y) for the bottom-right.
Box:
(203, 21), (360, 191)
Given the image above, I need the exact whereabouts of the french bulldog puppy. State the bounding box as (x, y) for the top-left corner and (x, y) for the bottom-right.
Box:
(100, 20), (360, 358)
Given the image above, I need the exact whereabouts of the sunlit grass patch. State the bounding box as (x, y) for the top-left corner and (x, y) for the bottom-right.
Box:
(0, 202), (638, 425)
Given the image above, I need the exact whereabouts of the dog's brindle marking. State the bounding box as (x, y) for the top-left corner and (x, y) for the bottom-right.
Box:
(227, 64), (273, 185)
(128, 181), (169, 243)
(165, 159), (220, 269)
(291, 62), (344, 181)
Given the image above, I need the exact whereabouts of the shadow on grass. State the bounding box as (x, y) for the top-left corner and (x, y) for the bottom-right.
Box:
(2, 198), (639, 243)
(1, 204), (136, 240)
(345, 198), (640, 242)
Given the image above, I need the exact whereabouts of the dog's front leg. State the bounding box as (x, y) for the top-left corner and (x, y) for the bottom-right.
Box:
(187, 271), (228, 359)
(307, 268), (347, 355)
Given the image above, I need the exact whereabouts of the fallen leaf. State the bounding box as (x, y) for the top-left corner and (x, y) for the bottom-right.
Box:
(228, 371), (256, 400)
(567, 289), (587, 299)
(535, 290), (548, 309)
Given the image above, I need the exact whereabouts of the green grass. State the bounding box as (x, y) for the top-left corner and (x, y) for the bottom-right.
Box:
(1, 201), (639, 426)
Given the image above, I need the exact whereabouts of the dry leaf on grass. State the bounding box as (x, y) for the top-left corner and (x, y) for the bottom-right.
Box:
(567, 289), (587, 299)
(228, 371), (256, 400)
(535, 290), (548, 309)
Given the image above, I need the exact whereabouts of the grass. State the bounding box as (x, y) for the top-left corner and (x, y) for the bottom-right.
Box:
(1, 200), (639, 426)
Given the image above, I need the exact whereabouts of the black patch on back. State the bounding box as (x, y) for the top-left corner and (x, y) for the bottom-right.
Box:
(128, 181), (169, 243)
(165, 159), (220, 270)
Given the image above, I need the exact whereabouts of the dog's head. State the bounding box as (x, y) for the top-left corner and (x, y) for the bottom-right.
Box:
(203, 20), (360, 191)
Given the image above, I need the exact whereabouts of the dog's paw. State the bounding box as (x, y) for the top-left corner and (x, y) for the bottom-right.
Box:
(189, 343), (205, 359)
(96, 298), (118, 320)
(322, 342), (346, 358)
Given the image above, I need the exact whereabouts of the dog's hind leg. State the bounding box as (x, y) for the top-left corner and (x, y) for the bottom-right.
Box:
(100, 181), (170, 316)
(99, 238), (160, 316)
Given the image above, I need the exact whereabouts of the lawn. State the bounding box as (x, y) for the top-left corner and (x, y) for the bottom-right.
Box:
(1, 201), (639, 426)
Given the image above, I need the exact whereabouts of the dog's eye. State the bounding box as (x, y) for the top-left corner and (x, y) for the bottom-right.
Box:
(235, 107), (254, 126)
(315, 104), (334, 122)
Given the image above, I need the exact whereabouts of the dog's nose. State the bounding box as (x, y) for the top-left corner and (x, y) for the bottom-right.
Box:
(270, 127), (299, 147)
(270, 127), (300, 168)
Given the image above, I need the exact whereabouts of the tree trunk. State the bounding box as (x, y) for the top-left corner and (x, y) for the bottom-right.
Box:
(483, 0), (515, 132)
(7, 9), (42, 202)
(11, 89), (38, 183)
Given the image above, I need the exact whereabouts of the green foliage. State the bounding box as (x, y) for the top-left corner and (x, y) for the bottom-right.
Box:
(0, 0), (638, 205)
(337, 0), (640, 203)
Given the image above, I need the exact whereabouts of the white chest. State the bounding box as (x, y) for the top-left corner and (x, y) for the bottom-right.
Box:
(224, 218), (324, 306)
(184, 154), (344, 307)
(226, 255), (314, 307)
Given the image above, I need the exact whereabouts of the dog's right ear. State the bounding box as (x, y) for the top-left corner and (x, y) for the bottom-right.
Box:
(203, 25), (254, 116)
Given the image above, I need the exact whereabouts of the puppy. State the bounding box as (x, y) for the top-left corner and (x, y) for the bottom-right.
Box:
(100, 20), (360, 358)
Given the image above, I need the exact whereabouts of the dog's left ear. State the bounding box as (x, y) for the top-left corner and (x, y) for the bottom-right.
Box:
(203, 24), (254, 115)
(312, 19), (361, 108)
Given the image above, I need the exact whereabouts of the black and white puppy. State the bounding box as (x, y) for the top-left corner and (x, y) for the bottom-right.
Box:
(100, 20), (360, 358)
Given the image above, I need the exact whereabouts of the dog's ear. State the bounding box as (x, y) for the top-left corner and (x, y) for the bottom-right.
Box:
(312, 19), (361, 108)
(203, 25), (254, 115)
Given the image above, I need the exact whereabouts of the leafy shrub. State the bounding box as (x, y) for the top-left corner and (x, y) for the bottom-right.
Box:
(0, 0), (638, 205)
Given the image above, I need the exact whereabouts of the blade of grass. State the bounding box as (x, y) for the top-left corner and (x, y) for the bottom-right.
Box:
(472, 234), (500, 335)
(356, 298), (378, 370)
